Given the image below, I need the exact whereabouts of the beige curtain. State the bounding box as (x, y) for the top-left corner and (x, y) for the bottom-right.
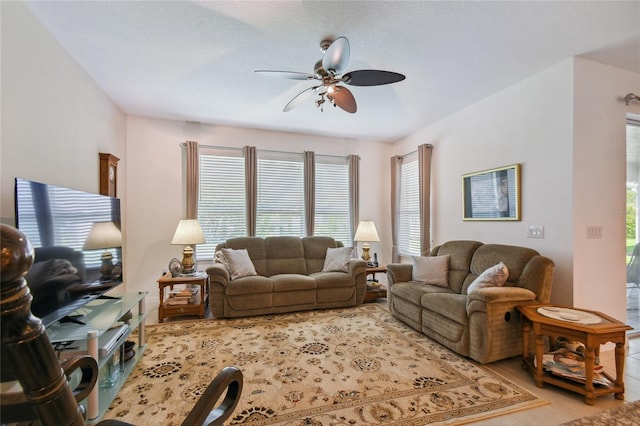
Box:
(390, 155), (402, 262)
(418, 144), (433, 255)
(244, 145), (257, 236)
(185, 141), (199, 220)
(348, 155), (359, 248)
(304, 151), (315, 236)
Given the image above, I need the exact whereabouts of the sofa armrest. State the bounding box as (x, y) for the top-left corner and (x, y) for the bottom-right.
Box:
(386, 263), (413, 286)
(207, 264), (230, 286)
(207, 264), (230, 318)
(466, 286), (536, 315)
(348, 259), (367, 304)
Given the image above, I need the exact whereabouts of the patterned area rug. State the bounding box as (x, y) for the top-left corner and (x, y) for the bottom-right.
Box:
(104, 304), (546, 425)
(560, 400), (640, 425)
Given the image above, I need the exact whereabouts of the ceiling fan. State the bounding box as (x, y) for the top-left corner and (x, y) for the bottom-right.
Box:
(255, 37), (405, 113)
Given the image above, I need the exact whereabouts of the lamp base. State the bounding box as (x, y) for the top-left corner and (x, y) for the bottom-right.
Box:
(360, 243), (371, 263)
(181, 246), (196, 275)
(100, 251), (114, 281)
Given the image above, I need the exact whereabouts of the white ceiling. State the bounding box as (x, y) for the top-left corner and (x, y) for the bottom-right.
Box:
(23, 0), (640, 141)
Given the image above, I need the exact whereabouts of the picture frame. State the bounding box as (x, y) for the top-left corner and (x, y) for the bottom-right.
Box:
(168, 258), (183, 277)
(462, 164), (521, 221)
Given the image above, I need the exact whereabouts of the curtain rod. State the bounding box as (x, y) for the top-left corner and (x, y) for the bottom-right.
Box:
(398, 143), (433, 160)
(181, 143), (354, 159)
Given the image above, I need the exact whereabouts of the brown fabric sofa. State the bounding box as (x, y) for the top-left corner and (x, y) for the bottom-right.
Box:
(386, 240), (555, 363)
(207, 236), (367, 318)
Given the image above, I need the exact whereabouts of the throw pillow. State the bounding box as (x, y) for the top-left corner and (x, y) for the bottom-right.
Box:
(221, 248), (257, 280)
(411, 254), (450, 287)
(467, 261), (509, 294)
(322, 247), (352, 273)
(213, 250), (230, 273)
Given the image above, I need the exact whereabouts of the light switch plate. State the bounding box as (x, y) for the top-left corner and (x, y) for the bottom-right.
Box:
(527, 225), (544, 238)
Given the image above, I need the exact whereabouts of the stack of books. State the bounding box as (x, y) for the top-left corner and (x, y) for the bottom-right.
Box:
(166, 286), (199, 306)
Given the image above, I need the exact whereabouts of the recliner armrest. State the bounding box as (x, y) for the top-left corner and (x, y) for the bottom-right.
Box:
(347, 259), (367, 275)
(206, 264), (230, 287)
(386, 263), (413, 286)
(466, 286), (536, 315)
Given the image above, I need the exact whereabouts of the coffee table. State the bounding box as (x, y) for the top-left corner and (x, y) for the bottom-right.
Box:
(517, 304), (632, 405)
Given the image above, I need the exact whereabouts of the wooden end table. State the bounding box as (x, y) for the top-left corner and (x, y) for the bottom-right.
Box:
(364, 266), (387, 302)
(517, 304), (632, 405)
(157, 271), (208, 322)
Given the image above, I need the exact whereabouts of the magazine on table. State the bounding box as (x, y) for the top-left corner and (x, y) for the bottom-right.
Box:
(538, 348), (612, 386)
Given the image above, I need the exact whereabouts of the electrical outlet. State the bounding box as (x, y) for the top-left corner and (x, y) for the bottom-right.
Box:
(527, 225), (544, 238)
(586, 226), (602, 239)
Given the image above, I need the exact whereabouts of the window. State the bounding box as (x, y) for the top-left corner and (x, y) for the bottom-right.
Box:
(198, 149), (246, 260)
(315, 156), (351, 245)
(256, 151), (305, 237)
(196, 147), (356, 259)
(398, 153), (420, 257)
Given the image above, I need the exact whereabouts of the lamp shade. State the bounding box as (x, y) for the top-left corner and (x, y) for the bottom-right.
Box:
(354, 220), (380, 242)
(171, 219), (205, 245)
(83, 222), (122, 250)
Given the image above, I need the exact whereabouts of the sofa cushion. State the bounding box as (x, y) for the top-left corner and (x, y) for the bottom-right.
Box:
(303, 236), (339, 274)
(420, 293), (469, 325)
(222, 237), (268, 276)
(466, 261), (509, 294)
(430, 241), (483, 293)
(265, 237), (307, 276)
(412, 255), (450, 287)
(272, 274), (317, 291)
(390, 281), (455, 303)
(225, 275), (273, 295)
(311, 271), (355, 289)
(322, 247), (352, 272)
(222, 248), (258, 280)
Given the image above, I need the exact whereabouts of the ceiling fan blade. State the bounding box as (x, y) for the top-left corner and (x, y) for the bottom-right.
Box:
(342, 70), (406, 86)
(322, 37), (350, 75)
(255, 70), (316, 80)
(328, 86), (357, 113)
(283, 85), (321, 112)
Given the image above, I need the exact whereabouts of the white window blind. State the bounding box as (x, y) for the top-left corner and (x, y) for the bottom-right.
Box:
(398, 154), (420, 257)
(315, 156), (351, 245)
(198, 150), (246, 260)
(256, 152), (305, 237)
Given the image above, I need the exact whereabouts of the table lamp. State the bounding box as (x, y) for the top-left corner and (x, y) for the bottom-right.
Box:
(171, 219), (205, 275)
(354, 220), (380, 263)
(83, 221), (122, 281)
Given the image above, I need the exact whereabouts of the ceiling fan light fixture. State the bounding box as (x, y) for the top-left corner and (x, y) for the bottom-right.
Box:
(256, 36), (405, 113)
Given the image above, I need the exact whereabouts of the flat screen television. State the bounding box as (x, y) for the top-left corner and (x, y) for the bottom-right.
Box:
(14, 177), (123, 327)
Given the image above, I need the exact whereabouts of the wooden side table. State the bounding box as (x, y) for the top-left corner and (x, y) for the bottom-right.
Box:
(517, 304), (632, 405)
(157, 271), (208, 323)
(366, 265), (386, 282)
(364, 266), (387, 303)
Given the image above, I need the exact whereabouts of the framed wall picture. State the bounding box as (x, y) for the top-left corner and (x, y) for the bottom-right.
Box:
(462, 164), (521, 221)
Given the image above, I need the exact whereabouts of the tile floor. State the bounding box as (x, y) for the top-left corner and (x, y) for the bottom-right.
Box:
(147, 301), (640, 425)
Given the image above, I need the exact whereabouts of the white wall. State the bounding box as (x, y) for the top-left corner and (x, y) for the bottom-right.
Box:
(393, 60), (575, 304)
(572, 58), (640, 320)
(392, 58), (640, 323)
(125, 116), (392, 307)
(1, 1), (126, 224)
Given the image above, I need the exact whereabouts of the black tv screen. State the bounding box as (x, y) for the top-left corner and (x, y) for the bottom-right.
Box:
(14, 178), (123, 326)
